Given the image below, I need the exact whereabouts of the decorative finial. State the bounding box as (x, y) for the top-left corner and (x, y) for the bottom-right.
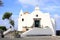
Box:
(35, 5), (40, 10)
(19, 9), (23, 17)
(35, 0), (40, 10)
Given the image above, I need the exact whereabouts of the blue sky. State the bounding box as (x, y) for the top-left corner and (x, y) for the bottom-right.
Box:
(0, 0), (60, 30)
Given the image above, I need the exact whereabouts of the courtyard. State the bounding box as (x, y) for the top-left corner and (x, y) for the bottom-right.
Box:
(0, 36), (60, 40)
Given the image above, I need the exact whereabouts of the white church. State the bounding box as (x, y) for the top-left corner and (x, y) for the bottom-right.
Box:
(18, 5), (56, 36)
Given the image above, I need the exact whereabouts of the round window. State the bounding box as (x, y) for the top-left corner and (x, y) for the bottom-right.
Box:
(22, 18), (24, 21)
(36, 14), (38, 17)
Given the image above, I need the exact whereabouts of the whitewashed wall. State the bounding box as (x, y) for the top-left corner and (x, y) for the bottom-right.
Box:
(18, 6), (55, 36)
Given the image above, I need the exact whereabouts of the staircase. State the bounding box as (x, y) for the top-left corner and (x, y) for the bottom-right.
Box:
(21, 28), (53, 37)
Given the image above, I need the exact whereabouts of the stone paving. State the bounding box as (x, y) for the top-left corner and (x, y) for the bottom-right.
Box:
(0, 36), (60, 40)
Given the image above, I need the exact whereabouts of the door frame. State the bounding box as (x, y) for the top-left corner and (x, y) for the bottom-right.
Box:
(33, 18), (41, 27)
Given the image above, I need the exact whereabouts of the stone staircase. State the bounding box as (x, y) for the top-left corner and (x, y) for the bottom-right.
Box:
(21, 28), (53, 37)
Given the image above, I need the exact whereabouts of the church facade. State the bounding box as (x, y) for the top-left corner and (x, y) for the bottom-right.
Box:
(18, 6), (56, 36)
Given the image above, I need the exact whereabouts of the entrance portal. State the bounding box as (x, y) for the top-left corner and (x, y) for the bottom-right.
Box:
(34, 20), (40, 27)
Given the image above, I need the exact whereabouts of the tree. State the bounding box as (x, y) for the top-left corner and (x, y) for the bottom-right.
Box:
(10, 19), (14, 27)
(2, 12), (16, 37)
(2, 12), (14, 28)
(2, 12), (12, 20)
(0, 26), (7, 31)
(0, 0), (3, 6)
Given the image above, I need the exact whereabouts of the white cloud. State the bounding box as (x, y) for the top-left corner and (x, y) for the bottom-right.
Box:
(53, 14), (60, 18)
(42, 5), (60, 12)
(53, 14), (60, 30)
(18, 0), (60, 11)
(18, 0), (38, 6)
(18, 0), (50, 6)
(18, 0), (60, 6)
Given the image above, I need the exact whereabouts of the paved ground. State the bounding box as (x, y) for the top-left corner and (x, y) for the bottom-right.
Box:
(0, 36), (60, 40)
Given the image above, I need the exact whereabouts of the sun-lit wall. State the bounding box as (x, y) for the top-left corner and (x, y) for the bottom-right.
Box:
(18, 6), (56, 36)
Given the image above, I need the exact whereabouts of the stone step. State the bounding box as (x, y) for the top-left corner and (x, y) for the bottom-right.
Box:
(21, 28), (53, 37)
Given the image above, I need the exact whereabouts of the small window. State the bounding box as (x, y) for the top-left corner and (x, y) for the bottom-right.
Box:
(22, 18), (24, 21)
(36, 14), (38, 17)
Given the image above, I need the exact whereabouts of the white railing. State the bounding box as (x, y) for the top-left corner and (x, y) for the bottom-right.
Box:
(3, 28), (12, 35)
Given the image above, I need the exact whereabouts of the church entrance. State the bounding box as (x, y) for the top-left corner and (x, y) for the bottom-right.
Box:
(34, 20), (40, 27)
(33, 18), (41, 28)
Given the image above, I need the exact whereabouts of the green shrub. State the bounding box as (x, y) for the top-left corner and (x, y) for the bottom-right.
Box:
(0, 26), (7, 31)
